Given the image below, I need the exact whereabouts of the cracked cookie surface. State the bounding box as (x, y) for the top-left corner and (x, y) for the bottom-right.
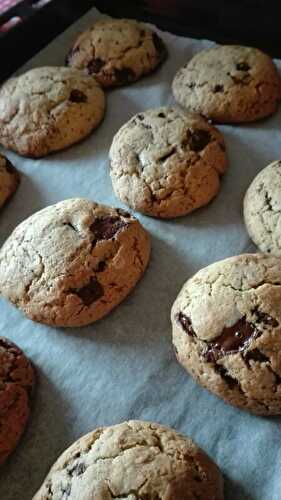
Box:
(0, 155), (20, 208)
(109, 107), (227, 218)
(33, 420), (224, 500)
(66, 17), (167, 88)
(0, 198), (150, 327)
(172, 45), (281, 123)
(172, 253), (281, 415)
(0, 337), (34, 465)
(0, 67), (105, 158)
(244, 160), (281, 256)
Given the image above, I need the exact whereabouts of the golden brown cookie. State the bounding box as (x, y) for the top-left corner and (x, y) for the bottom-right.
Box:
(172, 45), (281, 123)
(66, 18), (167, 88)
(0, 337), (34, 465)
(33, 420), (224, 500)
(0, 155), (20, 208)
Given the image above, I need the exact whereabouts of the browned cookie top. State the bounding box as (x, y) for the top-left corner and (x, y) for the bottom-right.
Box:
(66, 18), (167, 88)
(173, 45), (281, 123)
(0, 337), (34, 465)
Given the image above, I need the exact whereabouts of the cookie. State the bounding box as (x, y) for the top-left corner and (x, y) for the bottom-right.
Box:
(0, 337), (34, 465)
(0, 155), (20, 209)
(0, 198), (150, 327)
(66, 18), (167, 88)
(172, 45), (281, 123)
(33, 420), (224, 500)
(172, 253), (281, 415)
(244, 160), (281, 256)
(0, 67), (105, 158)
(109, 107), (227, 218)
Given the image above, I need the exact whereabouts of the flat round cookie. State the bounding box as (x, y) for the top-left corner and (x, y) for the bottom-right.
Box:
(172, 253), (281, 415)
(0, 67), (105, 158)
(0, 198), (150, 327)
(0, 337), (34, 465)
(66, 18), (167, 88)
(109, 107), (227, 218)
(244, 160), (281, 256)
(33, 420), (224, 500)
(172, 45), (281, 123)
(0, 155), (20, 209)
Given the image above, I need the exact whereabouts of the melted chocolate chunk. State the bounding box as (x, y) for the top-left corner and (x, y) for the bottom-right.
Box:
(182, 129), (211, 152)
(214, 84), (224, 93)
(70, 279), (104, 306)
(215, 364), (238, 389)
(90, 216), (126, 242)
(87, 58), (105, 74)
(69, 89), (87, 103)
(152, 33), (166, 59)
(244, 348), (269, 366)
(176, 312), (195, 337)
(236, 62), (250, 71)
(114, 67), (135, 85)
(204, 317), (260, 362)
(251, 307), (278, 327)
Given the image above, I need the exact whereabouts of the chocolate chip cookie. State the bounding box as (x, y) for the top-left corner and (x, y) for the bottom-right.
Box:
(172, 253), (281, 415)
(0, 199), (150, 327)
(172, 45), (281, 123)
(33, 420), (224, 500)
(244, 160), (281, 256)
(0, 337), (34, 465)
(0, 67), (105, 158)
(0, 155), (20, 209)
(66, 18), (167, 88)
(109, 107), (227, 218)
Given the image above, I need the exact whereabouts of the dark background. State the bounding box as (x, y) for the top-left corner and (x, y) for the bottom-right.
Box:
(1, 0), (281, 82)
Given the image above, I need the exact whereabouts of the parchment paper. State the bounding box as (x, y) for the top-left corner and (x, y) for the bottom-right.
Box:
(1, 7), (281, 500)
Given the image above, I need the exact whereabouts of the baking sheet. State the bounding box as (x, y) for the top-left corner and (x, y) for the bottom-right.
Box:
(1, 7), (281, 500)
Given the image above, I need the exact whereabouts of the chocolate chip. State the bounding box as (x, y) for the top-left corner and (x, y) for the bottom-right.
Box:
(69, 89), (87, 103)
(219, 143), (226, 152)
(214, 84), (224, 93)
(203, 317), (260, 362)
(114, 67), (135, 85)
(236, 62), (250, 71)
(251, 307), (278, 327)
(176, 312), (196, 337)
(90, 216), (126, 243)
(244, 348), (269, 365)
(137, 114), (144, 121)
(70, 279), (104, 306)
(158, 112), (165, 118)
(87, 58), (105, 74)
(187, 82), (195, 89)
(152, 32), (167, 59)
(96, 261), (106, 272)
(214, 364), (238, 389)
(159, 147), (176, 162)
(182, 129), (211, 152)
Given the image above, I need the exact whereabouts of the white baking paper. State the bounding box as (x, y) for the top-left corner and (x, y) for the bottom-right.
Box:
(0, 7), (281, 500)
